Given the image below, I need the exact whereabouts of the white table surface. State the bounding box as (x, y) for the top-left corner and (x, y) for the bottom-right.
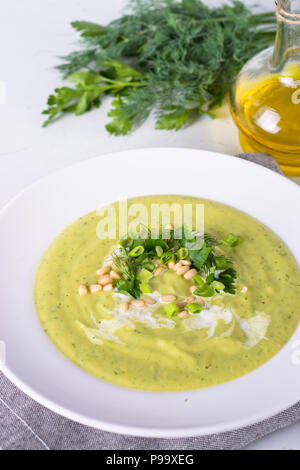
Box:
(1, 0), (300, 450)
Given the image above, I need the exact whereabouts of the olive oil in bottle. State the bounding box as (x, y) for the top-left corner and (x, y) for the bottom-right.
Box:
(231, 1), (300, 176)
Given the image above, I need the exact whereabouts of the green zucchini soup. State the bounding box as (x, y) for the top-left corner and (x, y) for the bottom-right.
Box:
(34, 195), (300, 392)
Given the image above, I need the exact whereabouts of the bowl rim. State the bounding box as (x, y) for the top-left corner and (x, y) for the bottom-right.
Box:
(1, 147), (300, 438)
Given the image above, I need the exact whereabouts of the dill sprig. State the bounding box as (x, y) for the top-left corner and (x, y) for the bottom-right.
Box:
(112, 249), (142, 298)
(112, 248), (138, 282)
(42, 0), (276, 134)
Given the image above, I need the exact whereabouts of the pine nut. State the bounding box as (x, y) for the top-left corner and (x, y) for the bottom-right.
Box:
(174, 261), (183, 271)
(195, 297), (205, 306)
(176, 265), (190, 276)
(78, 285), (88, 296)
(96, 266), (110, 276)
(154, 267), (164, 277)
(90, 284), (102, 293)
(185, 296), (195, 303)
(110, 270), (121, 280)
(144, 297), (157, 305)
(161, 295), (177, 303)
(103, 283), (113, 292)
(184, 268), (198, 280)
(181, 260), (192, 266)
(190, 285), (198, 295)
(168, 261), (176, 270)
(121, 301), (129, 312)
(131, 299), (145, 308)
(178, 311), (188, 318)
(98, 274), (113, 286)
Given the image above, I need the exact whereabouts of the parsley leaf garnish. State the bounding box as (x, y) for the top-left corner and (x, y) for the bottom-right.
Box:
(218, 268), (237, 294)
(189, 243), (212, 271)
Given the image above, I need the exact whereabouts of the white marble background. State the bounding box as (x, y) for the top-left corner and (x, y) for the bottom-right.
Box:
(0, 0), (299, 450)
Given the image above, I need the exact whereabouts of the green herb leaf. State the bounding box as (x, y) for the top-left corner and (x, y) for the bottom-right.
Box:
(115, 278), (141, 299)
(155, 108), (192, 131)
(71, 21), (107, 38)
(204, 234), (219, 247)
(206, 266), (216, 285)
(189, 243), (212, 270)
(214, 255), (229, 270)
(221, 233), (242, 247)
(218, 268), (237, 294)
(144, 237), (169, 253)
(42, 87), (84, 127)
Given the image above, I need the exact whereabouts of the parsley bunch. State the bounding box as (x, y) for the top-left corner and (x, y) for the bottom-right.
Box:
(42, 0), (276, 134)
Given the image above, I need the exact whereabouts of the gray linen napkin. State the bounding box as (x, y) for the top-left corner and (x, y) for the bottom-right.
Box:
(1, 153), (299, 450)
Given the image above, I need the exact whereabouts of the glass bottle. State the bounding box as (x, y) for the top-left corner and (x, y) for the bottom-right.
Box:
(230, 0), (300, 176)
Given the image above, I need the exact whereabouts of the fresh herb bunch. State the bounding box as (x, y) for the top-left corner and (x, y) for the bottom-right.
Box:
(111, 226), (241, 301)
(42, 0), (276, 134)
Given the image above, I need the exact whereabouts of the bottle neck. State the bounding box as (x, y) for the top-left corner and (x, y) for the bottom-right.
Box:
(271, 0), (300, 70)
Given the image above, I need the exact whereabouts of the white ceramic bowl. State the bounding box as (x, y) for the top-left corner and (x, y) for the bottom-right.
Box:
(1, 148), (300, 437)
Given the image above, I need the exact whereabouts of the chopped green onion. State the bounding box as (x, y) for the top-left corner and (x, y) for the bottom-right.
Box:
(164, 301), (179, 317)
(192, 274), (205, 287)
(221, 233), (242, 247)
(186, 302), (204, 314)
(160, 251), (175, 265)
(140, 283), (152, 294)
(155, 246), (164, 257)
(137, 268), (153, 283)
(120, 234), (134, 248)
(129, 245), (144, 257)
(194, 284), (215, 297)
(141, 261), (155, 272)
(211, 280), (225, 291)
(178, 247), (189, 260)
(214, 255), (228, 270)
